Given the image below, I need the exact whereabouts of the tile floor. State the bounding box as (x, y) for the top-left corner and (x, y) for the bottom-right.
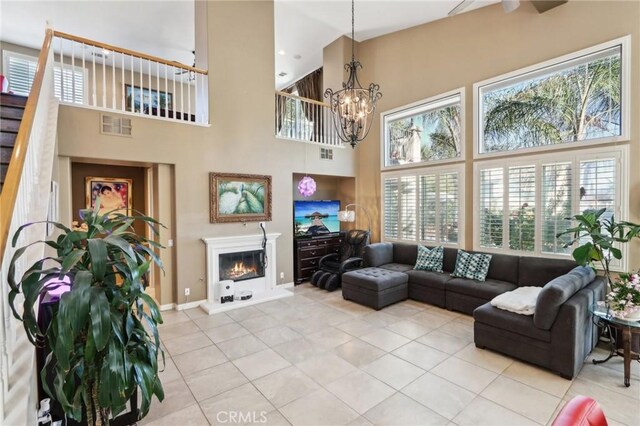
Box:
(141, 284), (640, 426)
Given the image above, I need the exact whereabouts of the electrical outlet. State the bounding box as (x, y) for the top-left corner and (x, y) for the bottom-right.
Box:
(280, 272), (285, 280)
(184, 288), (190, 296)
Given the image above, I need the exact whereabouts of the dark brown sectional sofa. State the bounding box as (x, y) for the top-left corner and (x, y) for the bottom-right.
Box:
(341, 242), (606, 378)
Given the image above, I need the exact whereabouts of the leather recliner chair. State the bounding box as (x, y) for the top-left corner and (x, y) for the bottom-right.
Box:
(310, 229), (369, 291)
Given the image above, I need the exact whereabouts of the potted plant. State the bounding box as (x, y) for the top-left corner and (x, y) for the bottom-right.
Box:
(7, 203), (165, 425)
(557, 207), (640, 287)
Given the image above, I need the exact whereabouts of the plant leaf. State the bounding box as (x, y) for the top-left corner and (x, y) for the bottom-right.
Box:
(90, 289), (111, 351)
(87, 238), (109, 280)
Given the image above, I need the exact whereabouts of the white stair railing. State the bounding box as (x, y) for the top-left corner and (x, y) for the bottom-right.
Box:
(53, 30), (209, 125)
(0, 29), (59, 425)
(275, 91), (342, 147)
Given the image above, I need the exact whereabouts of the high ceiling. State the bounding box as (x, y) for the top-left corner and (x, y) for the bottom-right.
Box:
(0, 0), (499, 90)
(275, 0), (499, 89)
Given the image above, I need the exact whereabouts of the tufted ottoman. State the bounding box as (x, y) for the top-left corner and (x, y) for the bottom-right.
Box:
(342, 267), (409, 310)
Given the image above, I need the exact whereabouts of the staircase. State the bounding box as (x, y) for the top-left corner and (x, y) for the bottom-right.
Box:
(0, 93), (27, 193)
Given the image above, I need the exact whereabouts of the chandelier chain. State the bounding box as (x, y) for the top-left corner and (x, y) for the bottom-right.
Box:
(351, 0), (355, 62)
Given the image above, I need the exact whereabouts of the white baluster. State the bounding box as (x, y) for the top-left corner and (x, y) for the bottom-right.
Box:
(139, 57), (144, 115)
(71, 39), (76, 103)
(111, 49), (116, 109)
(156, 62), (160, 118)
(92, 44), (97, 106)
(130, 55), (134, 112)
(172, 66), (176, 121)
(148, 59), (152, 116)
(59, 37), (64, 101)
(81, 42), (86, 105)
(188, 70), (192, 122)
(102, 48), (106, 107)
(121, 52), (125, 111)
(195, 71), (199, 123)
(164, 64), (169, 119)
(180, 70), (184, 121)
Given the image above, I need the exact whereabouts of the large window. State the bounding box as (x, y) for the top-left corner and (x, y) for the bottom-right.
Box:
(382, 89), (463, 169)
(382, 165), (464, 246)
(474, 36), (629, 158)
(2, 50), (85, 104)
(474, 146), (627, 266)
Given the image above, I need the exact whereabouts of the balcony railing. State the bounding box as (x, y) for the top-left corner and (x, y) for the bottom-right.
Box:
(275, 91), (341, 147)
(53, 31), (209, 125)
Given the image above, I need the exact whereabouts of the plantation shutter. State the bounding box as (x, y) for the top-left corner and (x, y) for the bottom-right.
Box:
(479, 168), (504, 248)
(5, 53), (37, 96)
(508, 166), (536, 251)
(439, 172), (459, 244)
(383, 177), (399, 239)
(53, 67), (84, 104)
(400, 176), (417, 240)
(419, 174), (437, 242)
(541, 162), (573, 254)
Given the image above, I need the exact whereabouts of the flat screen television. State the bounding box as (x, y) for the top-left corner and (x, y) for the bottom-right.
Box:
(294, 200), (341, 237)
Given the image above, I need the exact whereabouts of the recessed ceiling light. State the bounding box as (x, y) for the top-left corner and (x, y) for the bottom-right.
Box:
(293, 54), (302, 60)
(278, 50), (286, 56)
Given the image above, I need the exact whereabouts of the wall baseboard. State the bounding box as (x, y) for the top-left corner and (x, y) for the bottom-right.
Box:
(279, 282), (294, 289)
(159, 303), (176, 311)
(176, 299), (206, 311)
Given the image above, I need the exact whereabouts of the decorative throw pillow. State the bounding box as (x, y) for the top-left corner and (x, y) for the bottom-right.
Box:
(451, 250), (492, 281)
(414, 245), (444, 272)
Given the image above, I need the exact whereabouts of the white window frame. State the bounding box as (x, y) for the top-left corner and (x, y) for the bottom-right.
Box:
(381, 163), (465, 248)
(473, 145), (629, 270)
(473, 36), (631, 160)
(2, 49), (88, 104)
(381, 88), (465, 171)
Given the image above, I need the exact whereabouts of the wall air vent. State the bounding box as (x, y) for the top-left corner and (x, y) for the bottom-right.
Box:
(320, 147), (334, 160)
(101, 114), (132, 137)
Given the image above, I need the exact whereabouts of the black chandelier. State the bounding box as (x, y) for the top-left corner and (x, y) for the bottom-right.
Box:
(324, 0), (382, 149)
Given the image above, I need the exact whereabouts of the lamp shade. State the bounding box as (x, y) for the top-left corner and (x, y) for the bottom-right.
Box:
(337, 210), (355, 222)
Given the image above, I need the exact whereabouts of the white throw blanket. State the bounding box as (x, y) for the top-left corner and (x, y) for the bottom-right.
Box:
(490, 286), (542, 315)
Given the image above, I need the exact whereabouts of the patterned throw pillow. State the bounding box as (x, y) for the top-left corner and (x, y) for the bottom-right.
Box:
(414, 245), (444, 272)
(451, 250), (492, 281)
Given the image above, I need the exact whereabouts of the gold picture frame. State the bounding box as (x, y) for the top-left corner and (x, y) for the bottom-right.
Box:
(85, 176), (133, 216)
(209, 172), (272, 223)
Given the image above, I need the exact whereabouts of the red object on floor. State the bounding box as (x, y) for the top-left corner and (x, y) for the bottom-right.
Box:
(552, 395), (608, 426)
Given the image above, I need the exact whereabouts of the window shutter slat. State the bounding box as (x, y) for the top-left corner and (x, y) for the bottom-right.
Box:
(419, 175), (436, 242)
(400, 176), (417, 240)
(439, 172), (459, 244)
(479, 168), (503, 248)
(508, 166), (536, 251)
(541, 162), (573, 254)
(383, 177), (399, 239)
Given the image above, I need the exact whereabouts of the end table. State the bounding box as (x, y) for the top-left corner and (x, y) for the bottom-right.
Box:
(591, 304), (640, 387)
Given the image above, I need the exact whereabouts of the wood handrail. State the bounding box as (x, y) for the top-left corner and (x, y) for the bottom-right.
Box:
(53, 30), (208, 75)
(0, 29), (54, 261)
(277, 90), (330, 107)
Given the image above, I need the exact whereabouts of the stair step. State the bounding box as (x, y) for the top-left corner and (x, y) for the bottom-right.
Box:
(0, 93), (28, 108)
(0, 105), (25, 120)
(0, 132), (17, 147)
(0, 118), (21, 133)
(1, 146), (12, 163)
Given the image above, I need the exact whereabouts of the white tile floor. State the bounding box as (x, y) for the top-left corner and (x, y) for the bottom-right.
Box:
(141, 284), (640, 426)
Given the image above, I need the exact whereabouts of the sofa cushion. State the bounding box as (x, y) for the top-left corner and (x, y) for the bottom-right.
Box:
(364, 243), (394, 267)
(406, 269), (453, 291)
(342, 267), (408, 291)
(443, 247), (458, 273)
(473, 251), (520, 284)
(474, 302), (552, 342)
(452, 250), (492, 281)
(447, 278), (517, 300)
(393, 243), (418, 266)
(534, 266), (596, 330)
(518, 256), (577, 287)
(380, 263), (414, 273)
(414, 245), (444, 272)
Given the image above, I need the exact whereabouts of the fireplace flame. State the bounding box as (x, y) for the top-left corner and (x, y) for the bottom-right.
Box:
(228, 261), (257, 279)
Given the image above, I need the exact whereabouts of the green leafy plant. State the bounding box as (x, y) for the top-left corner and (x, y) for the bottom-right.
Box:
(7, 204), (165, 425)
(557, 208), (640, 285)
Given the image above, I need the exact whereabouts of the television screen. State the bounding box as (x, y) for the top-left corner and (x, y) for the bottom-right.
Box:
(294, 200), (341, 237)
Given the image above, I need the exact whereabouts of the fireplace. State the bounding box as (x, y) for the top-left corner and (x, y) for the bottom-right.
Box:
(201, 232), (292, 314)
(219, 250), (265, 282)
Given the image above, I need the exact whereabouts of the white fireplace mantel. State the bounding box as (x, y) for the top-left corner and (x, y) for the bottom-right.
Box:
(200, 233), (292, 314)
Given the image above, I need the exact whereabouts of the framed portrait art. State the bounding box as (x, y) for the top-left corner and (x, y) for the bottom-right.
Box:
(86, 177), (133, 217)
(209, 172), (272, 223)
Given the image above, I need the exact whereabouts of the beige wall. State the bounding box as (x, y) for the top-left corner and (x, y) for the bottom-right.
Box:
(355, 1), (640, 263)
(56, 1), (356, 305)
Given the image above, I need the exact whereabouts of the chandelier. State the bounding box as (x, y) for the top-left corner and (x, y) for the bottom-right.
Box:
(324, 0), (382, 149)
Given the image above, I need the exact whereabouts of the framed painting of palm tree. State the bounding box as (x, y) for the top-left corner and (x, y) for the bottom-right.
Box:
(209, 172), (272, 223)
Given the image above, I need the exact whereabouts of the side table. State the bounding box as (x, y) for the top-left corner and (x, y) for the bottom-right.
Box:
(591, 304), (640, 387)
